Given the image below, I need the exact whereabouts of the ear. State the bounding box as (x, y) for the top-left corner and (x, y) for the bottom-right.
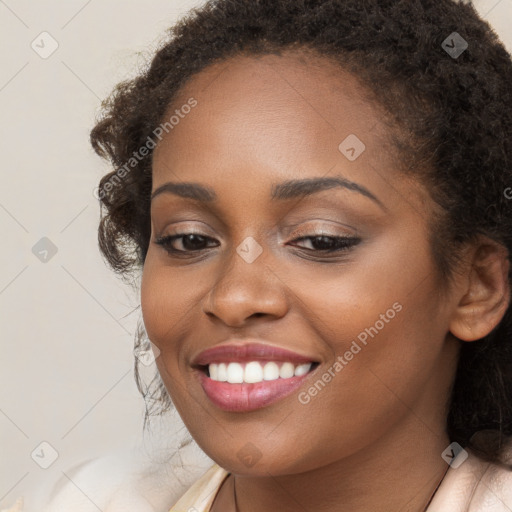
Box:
(449, 238), (510, 342)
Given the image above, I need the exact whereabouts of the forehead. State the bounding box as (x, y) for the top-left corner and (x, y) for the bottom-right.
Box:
(156, 51), (387, 157)
(151, 50), (423, 209)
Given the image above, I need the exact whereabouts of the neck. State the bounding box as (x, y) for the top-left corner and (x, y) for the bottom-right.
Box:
(213, 415), (451, 512)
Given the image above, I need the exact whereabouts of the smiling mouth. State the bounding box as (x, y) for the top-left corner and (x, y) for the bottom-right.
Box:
(198, 361), (320, 383)
(194, 360), (320, 412)
(191, 341), (321, 411)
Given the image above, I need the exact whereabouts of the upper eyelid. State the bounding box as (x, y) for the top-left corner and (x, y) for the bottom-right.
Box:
(155, 220), (217, 234)
(154, 220), (359, 246)
(279, 221), (359, 241)
(150, 205), (229, 232)
(156, 218), (357, 234)
(157, 228), (355, 240)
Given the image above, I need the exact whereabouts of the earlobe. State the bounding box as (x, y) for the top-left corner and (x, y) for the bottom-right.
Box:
(449, 240), (510, 342)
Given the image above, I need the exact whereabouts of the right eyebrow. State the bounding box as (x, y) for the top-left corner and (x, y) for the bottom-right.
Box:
(151, 182), (217, 202)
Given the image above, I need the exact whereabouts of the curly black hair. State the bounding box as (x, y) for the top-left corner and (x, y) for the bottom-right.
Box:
(90, 0), (512, 466)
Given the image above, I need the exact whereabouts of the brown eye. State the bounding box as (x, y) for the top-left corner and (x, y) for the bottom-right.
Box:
(289, 235), (360, 253)
(155, 233), (219, 254)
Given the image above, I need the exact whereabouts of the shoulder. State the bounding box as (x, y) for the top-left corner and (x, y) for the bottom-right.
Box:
(5, 442), (213, 512)
(39, 451), (185, 512)
(0, 498), (24, 512)
(169, 464), (230, 512)
(47, 448), (213, 512)
(427, 438), (512, 511)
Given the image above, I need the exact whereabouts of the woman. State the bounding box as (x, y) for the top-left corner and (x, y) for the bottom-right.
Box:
(9, 0), (510, 511)
(93, 0), (512, 510)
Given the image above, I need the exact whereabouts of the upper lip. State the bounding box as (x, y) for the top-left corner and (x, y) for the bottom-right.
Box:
(192, 340), (319, 366)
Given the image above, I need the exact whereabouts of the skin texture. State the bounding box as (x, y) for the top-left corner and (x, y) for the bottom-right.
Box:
(140, 51), (510, 512)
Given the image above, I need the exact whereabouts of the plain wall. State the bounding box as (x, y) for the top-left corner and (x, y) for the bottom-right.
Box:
(1, 0), (511, 509)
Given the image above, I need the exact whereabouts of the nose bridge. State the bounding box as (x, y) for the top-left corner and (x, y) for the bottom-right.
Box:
(202, 237), (287, 325)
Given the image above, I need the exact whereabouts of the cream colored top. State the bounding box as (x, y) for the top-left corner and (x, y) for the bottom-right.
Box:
(169, 447), (512, 512)
(2, 445), (512, 511)
(169, 463), (229, 512)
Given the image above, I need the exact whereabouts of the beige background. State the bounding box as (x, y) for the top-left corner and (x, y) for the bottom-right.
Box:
(1, 0), (511, 509)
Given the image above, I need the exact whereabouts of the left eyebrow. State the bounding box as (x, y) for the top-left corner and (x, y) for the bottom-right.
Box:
(271, 176), (386, 211)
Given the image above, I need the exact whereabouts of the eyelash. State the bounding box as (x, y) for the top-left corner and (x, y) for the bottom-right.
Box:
(154, 232), (361, 257)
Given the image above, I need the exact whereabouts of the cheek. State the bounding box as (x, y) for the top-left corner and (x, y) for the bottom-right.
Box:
(140, 261), (168, 344)
(296, 235), (434, 352)
(285, 241), (446, 426)
(140, 254), (203, 348)
(140, 257), (199, 411)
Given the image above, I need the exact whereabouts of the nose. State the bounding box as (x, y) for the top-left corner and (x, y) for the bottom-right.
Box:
(201, 248), (289, 327)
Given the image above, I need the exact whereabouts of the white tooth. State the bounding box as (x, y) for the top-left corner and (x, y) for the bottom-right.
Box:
(294, 363), (312, 377)
(244, 362), (263, 383)
(209, 363), (219, 381)
(227, 362), (244, 383)
(217, 363), (228, 382)
(279, 362), (295, 379)
(263, 362), (280, 381)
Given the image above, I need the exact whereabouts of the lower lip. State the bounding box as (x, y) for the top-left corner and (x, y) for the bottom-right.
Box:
(196, 368), (315, 412)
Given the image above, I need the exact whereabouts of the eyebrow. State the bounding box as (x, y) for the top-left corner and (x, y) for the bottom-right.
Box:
(151, 176), (385, 210)
(151, 182), (216, 202)
(271, 176), (385, 209)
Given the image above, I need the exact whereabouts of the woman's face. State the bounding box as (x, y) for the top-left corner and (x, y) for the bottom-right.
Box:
(141, 51), (460, 475)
